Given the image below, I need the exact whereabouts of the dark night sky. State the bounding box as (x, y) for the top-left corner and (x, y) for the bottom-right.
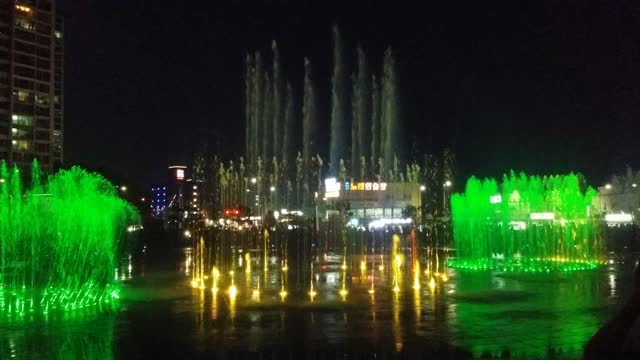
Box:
(57, 1), (640, 189)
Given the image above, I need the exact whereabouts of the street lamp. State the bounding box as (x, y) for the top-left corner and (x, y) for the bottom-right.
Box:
(420, 185), (426, 192)
(251, 177), (257, 184)
(120, 185), (127, 192)
(605, 184), (612, 190)
(270, 186), (276, 192)
(443, 181), (452, 215)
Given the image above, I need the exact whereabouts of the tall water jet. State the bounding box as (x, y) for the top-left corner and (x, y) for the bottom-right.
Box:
(302, 57), (317, 188)
(272, 40), (283, 162)
(329, 25), (349, 175)
(253, 52), (264, 170)
(381, 47), (399, 175)
(0, 161), (136, 316)
(353, 45), (370, 178)
(350, 71), (360, 177)
(244, 53), (255, 169)
(370, 75), (381, 175)
(262, 72), (273, 162)
(450, 172), (604, 272)
(281, 82), (295, 165)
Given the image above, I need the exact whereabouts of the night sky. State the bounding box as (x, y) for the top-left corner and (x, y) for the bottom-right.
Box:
(57, 1), (640, 189)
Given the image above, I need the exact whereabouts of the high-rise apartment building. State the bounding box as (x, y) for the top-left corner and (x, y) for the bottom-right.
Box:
(0, 0), (63, 171)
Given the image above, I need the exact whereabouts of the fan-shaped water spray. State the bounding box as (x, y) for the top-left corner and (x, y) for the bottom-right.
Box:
(449, 172), (604, 272)
(0, 160), (137, 317)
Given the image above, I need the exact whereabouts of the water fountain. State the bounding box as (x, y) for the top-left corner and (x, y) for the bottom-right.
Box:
(0, 161), (136, 317)
(449, 172), (604, 271)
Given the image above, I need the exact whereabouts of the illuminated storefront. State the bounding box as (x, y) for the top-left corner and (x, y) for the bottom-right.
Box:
(322, 178), (422, 219)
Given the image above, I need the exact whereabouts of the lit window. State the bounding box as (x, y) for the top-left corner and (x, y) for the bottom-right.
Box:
(12, 140), (31, 151)
(15, 18), (34, 30)
(36, 94), (49, 106)
(13, 90), (32, 102)
(11, 114), (33, 127)
(15, 5), (32, 13)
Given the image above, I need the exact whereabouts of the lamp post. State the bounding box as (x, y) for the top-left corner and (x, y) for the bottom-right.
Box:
(443, 181), (452, 215)
(270, 186), (275, 211)
(314, 191), (319, 232)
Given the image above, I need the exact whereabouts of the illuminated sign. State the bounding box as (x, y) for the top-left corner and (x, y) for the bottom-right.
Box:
(530, 212), (554, 220)
(605, 213), (633, 223)
(509, 221), (527, 231)
(489, 195), (502, 204)
(348, 182), (387, 191)
(324, 178), (340, 198)
(176, 169), (184, 180)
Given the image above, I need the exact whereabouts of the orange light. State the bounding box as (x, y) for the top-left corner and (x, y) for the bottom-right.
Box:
(16, 5), (32, 13)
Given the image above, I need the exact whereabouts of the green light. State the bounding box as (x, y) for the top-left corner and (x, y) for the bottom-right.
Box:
(450, 172), (604, 272)
(0, 160), (136, 317)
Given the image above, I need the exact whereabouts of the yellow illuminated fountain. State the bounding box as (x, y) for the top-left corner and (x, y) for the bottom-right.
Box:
(245, 252), (251, 273)
(413, 261), (421, 290)
(191, 237), (206, 289)
(211, 267), (220, 294)
(228, 270), (237, 299)
(308, 262), (317, 301)
(339, 264), (348, 300)
(392, 234), (401, 293)
(263, 229), (269, 272)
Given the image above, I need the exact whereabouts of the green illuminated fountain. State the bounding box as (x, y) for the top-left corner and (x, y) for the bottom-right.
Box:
(0, 160), (136, 317)
(449, 172), (604, 272)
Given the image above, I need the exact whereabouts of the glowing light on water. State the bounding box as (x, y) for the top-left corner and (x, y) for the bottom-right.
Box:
(413, 262), (420, 290)
(429, 277), (436, 290)
(228, 270), (237, 299)
(228, 285), (237, 299)
(263, 229), (269, 271)
(309, 262), (317, 301)
(211, 267), (220, 293)
(245, 253), (251, 273)
(339, 288), (348, 299)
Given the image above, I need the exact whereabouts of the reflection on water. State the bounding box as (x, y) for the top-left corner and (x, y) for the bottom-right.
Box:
(1, 226), (638, 359)
(0, 305), (116, 359)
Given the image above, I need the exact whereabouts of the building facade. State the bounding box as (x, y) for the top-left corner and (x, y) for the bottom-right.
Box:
(0, 0), (63, 171)
(151, 165), (202, 216)
(323, 178), (422, 219)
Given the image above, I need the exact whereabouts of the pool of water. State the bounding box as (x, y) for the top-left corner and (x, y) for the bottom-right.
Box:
(1, 232), (637, 359)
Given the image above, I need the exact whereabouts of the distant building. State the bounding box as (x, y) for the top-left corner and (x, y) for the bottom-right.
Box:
(598, 169), (640, 222)
(150, 185), (167, 215)
(322, 178), (422, 220)
(0, 0), (64, 171)
(151, 165), (201, 217)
